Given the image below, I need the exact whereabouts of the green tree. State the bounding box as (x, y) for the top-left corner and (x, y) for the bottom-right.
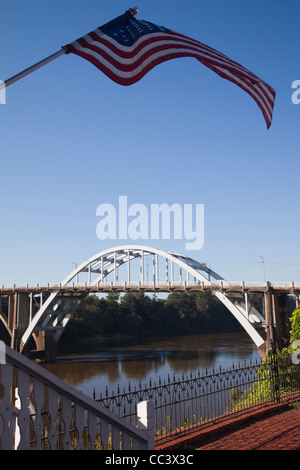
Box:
(290, 307), (300, 345)
(61, 290), (243, 344)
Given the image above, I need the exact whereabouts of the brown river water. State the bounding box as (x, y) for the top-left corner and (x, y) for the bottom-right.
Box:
(42, 332), (261, 400)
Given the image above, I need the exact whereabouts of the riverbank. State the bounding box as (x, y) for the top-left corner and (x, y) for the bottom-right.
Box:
(59, 292), (243, 348)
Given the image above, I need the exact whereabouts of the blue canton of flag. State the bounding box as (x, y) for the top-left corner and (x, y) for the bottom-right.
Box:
(102, 16), (170, 46)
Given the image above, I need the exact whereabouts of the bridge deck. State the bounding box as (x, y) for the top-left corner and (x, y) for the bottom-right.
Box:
(1, 282), (300, 295)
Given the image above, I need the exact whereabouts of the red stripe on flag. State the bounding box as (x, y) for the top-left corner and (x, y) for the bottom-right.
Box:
(64, 25), (275, 127)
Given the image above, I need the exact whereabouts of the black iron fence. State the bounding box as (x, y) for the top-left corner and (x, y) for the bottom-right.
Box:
(95, 353), (300, 442)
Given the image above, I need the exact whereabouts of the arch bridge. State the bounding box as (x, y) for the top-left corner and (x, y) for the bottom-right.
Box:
(0, 245), (298, 361)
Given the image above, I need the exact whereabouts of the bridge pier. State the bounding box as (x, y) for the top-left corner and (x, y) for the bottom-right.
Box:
(9, 293), (30, 351)
(264, 292), (274, 354)
(273, 294), (291, 350)
(30, 331), (58, 362)
(263, 291), (291, 355)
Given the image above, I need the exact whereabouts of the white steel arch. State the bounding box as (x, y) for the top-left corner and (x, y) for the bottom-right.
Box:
(20, 245), (265, 351)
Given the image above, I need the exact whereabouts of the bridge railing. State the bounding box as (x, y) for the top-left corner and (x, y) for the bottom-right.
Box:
(0, 345), (155, 450)
(1, 281), (300, 292)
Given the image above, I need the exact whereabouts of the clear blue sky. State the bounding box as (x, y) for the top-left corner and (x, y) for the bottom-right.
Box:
(1, 0), (299, 285)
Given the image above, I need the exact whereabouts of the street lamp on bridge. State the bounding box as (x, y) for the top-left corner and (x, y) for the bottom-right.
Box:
(259, 256), (266, 282)
(72, 262), (79, 285)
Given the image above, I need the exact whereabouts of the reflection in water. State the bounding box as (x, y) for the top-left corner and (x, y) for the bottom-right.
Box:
(43, 332), (261, 399)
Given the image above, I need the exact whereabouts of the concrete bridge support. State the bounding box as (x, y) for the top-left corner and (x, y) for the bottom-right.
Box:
(33, 331), (58, 362)
(273, 294), (291, 350)
(0, 292), (57, 361)
(263, 291), (291, 355)
(9, 293), (30, 351)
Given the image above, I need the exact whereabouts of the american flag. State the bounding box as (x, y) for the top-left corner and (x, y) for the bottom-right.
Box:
(63, 9), (275, 128)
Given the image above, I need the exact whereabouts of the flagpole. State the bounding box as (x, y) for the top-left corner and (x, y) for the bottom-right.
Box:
(0, 49), (65, 90)
(0, 8), (139, 92)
